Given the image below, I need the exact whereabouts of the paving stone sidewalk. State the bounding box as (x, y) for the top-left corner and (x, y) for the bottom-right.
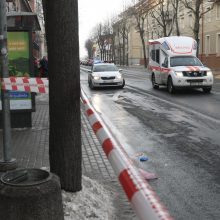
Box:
(0, 93), (136, 220)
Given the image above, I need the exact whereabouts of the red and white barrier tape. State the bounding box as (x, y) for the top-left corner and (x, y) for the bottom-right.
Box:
(1, 77), (48, 94)
(81, 89), (173, 220)
(1, 77), (173, 219)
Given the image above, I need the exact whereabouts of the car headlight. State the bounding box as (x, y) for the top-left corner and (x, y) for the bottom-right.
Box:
(175, 71), (183, 77)
(116, 74), (122, 79)
(92, 74), (100, 80)
(206, 71), (213, 77)
(94, 76), (100, 80)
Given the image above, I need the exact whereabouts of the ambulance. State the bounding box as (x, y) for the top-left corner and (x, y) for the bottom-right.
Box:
(148, 36), (214, 93)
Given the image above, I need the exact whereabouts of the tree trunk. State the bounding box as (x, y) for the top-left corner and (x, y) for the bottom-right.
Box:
(194, 12), (200, 57)
(126, 36), (129, 66)
(175, 0), (180, 36)
(175, 16), (180, 36)
(118, 43), (121, 65)
(44, 0), (82, 192)
(112, 36), (115, 62)
(140, 32), (147, 68)
(101, 49), (103, 60)
(122, 34), (125, 66)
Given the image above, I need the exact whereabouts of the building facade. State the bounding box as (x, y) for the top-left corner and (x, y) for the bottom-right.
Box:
(113, 0), (220, 70)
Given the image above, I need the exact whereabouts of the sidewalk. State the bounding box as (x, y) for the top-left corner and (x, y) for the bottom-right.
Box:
(213, 70), (220, 79)
(0, 93), (136, 219)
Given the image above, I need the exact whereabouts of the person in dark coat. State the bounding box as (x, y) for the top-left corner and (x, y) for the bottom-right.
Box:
(39, 56), (48, 77)
(34, 57), (40, 77)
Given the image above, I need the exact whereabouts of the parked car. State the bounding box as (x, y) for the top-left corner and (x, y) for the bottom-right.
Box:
(88, 63), (125, 89)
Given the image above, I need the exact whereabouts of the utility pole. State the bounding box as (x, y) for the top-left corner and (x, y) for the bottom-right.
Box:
(0, 0), (17, 171)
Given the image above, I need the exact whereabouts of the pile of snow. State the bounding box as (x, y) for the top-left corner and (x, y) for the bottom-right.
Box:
(62, 175), (116, 220)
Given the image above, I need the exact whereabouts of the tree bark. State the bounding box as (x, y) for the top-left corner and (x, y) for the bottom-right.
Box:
(122, 31), (125, 65)
(43, 0), (82, 192)
(140, 31), (148, 68)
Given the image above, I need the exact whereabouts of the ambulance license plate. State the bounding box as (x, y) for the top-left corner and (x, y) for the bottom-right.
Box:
(190, 82), (202, 86)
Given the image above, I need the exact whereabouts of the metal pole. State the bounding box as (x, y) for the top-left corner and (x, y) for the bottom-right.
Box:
(0, 0), (16, 170)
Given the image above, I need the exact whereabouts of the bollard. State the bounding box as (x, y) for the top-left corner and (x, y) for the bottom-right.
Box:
(0, 168), (64, 220)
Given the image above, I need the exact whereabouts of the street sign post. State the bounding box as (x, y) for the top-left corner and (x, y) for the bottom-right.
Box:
(0, 0), (17, 171)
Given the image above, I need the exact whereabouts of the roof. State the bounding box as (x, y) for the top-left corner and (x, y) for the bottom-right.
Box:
(149, 36), (197, 56)
(7, 11), (41, 31)
(149, 36), (195, 44)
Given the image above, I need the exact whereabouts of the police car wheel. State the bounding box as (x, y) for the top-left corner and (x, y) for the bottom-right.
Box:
(120, 79), (125, 89)
(89, 80), (94, 89)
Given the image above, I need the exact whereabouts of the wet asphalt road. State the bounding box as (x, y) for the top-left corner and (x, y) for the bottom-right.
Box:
(80, 66), (220, 220)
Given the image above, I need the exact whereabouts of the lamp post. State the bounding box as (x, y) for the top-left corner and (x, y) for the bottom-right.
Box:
(0, 0), (17, 171)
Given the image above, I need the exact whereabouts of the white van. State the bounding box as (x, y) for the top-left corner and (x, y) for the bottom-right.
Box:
(148, 36), (214, 93)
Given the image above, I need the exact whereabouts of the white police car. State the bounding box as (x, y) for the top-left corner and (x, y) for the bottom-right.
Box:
(88, 63), (125, 89)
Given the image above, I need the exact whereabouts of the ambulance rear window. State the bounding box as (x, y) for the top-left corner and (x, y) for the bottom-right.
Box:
(162, 42), (170, 50)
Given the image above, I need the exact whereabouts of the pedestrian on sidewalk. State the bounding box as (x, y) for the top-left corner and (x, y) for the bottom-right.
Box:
(39, 56), (48, 78)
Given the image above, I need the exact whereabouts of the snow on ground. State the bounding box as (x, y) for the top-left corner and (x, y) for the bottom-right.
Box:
(62, 175), (117, 220)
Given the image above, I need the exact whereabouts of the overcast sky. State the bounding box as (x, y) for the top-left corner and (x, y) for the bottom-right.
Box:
(78, 0), (132, 58)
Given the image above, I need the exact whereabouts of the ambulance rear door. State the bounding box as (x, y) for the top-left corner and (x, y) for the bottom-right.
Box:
(149, 43), (162, 84)
(160, 49), (169, 84)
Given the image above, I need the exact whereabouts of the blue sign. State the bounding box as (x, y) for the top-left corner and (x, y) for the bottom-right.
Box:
(9, 91), (30, 99)
(93, 59), (103, 64)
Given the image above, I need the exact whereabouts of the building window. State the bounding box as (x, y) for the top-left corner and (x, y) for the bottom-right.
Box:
(217, 3), (220, 20)
(217, 33), (220, 55)
(205, 35), (210, 55)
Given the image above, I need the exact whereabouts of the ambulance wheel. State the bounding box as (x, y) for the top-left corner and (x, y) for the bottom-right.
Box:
(203, 87), (212, 93)
(167, 77), (175, 94)
(152, 74), (159, 89)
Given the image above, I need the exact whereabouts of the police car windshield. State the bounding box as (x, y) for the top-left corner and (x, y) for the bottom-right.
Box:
(93, 64), (118, 72)
(170, 56), (203, 67)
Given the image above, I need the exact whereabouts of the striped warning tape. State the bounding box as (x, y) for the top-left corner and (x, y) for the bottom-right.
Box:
(81, 89), (173, 220)
(1, 77), (48, 94)
(1, 76), (174, 219)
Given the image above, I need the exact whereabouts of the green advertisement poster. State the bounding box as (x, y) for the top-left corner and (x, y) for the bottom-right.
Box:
(0, 32), (32, 110)
(7, 32), (30, 77)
